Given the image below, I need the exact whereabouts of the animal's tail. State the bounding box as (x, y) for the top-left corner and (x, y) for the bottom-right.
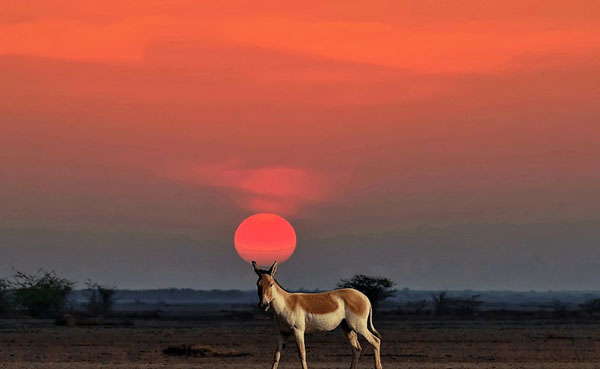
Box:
(368, 305), (382, 340)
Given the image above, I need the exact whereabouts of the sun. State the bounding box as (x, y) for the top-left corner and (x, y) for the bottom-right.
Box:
(234, 213), (296, 266)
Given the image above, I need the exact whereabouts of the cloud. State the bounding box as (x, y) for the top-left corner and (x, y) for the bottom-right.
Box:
(2, 1), (599, 75)
(219, 17), (600, 73)
(167, 162), (336, 216)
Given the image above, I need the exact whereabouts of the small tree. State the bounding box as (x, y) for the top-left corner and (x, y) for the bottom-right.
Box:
(405, 299), (429, 314)
(453, 294), (484, 316)
(432, 292), (483, 316)
(432, 291), (450, 315)
(551, 299), (569, 318)
(337, 275), (396, 309)
(12, 269), (74, 317)
(581, 298), (600, 314)
(85, 280), (116, 317)
(0, 278), (13, 316)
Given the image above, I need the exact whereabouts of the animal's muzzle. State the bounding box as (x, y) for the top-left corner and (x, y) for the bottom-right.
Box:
(258, 302), (270, 311)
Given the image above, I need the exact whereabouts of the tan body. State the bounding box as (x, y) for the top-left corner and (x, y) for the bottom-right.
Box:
(253, 261), (382, 369)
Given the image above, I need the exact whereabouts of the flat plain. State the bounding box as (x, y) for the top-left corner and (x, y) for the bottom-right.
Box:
(1, 315), (599, 368)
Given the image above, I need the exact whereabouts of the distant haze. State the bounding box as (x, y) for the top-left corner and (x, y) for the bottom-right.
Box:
(1, 1), (599, 290)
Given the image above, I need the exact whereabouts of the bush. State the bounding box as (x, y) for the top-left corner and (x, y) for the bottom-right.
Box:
(432, 291), (449, 315)
(85, 280), (116, 317)
(551, 299), (570, 318)
(12, 269), (74, 317)
(337, 275), (396, 309)
(432, 292), (483, 316)
(453, 295), (484, 316)
(581, 298), (600, 314)
(404, 299), (429, 314)
(0, 278), (13, 316)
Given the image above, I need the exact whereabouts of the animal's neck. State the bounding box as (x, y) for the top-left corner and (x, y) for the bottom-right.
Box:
(270, 281), (291, 314)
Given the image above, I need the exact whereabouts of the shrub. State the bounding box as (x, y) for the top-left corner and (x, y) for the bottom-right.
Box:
(581, 298), (600, 314)
(432, 291), (449, 315)
(404, 299), (429, 314)
(432, 292), (483, 316)
(85, 280), (116, 317)
(551, 299), (569, 318)
(337, 275), (396, 309)
(453, 295), (484, 316)
(12, 269), (74, 317)
(0, 278), (13, 316)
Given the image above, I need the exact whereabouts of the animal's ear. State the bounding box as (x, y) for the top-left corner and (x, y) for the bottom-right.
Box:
(252, 261), (261, 275)
(268, 261), (277, 276)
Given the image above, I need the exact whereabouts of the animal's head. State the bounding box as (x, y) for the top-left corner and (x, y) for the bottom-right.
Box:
(252, 261), (277, 311)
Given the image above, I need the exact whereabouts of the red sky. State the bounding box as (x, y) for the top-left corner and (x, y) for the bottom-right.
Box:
(1, 1), (599, 289)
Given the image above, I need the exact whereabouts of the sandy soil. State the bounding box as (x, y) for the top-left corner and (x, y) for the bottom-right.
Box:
(1, 316), (599, 368)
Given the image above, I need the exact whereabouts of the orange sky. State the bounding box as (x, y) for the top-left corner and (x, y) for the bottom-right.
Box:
(1, 1), (599, 289)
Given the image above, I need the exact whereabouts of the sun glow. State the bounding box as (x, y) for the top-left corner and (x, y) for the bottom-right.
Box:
(234, 213), (296, 266)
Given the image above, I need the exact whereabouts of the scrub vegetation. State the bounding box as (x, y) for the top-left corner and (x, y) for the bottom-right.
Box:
(11, 269), (74, 317)
(0, 269), (115, 319)
(337, 274), (396, 309)
(85, 280), (116, 317)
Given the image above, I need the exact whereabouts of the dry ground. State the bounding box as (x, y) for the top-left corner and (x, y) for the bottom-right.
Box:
(1, 316), (599, 368)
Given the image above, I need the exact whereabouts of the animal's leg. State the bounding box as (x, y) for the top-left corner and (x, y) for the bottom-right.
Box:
(355, 323), (382, 369)
(272, 332), (290, 369)
(341, 321), (362, 369)
(294, 329), (308, 369)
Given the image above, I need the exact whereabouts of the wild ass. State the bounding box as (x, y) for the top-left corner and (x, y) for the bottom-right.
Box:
(253, 261), (383, 369)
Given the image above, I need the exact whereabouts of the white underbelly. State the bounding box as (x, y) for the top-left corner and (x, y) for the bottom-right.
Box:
(304, 310), (344, 333)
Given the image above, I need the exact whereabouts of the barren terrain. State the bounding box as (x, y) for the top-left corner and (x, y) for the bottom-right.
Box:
(1, 315), (599, 368)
